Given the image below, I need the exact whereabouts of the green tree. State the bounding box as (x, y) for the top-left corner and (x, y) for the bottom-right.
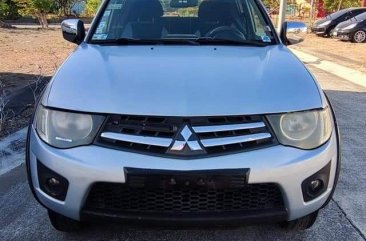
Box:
(0, 1), (10, 19)
(54, 0), (82, 16)
(84, 0), (100, 16)
(323, 0), (360, 12)
(262, 0), (279, 11)
(1, 0), (19, 19)
(15, 0), (53, 28)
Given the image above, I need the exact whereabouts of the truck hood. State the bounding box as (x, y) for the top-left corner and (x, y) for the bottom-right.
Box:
(46, 44), (323, 116)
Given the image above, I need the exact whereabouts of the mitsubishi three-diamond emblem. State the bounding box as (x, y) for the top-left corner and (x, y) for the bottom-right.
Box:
(168, 125), (205, 155)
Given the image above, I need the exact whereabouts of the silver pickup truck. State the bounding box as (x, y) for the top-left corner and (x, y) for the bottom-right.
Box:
(26, 0), (340, 232)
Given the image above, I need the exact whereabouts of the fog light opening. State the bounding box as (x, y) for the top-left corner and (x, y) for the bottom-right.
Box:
(45, 177), (63, 196)
(48, 177), (60, 186)
(301, 161), (331, 202)
(37, 160), (69, 201)
(307, 179), (324, 197)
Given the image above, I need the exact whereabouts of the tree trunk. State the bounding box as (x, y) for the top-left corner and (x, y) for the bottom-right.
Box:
(37, 13), (49, 29)
(0, 20), (13, 29)
(337, 0), (343, 11)
(42, 14), (49, 28)
(36, 13), (44, 28)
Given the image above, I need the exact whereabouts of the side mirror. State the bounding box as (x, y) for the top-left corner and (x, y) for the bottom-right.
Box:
(280, 21), (307, 45)
(61, 19), (85, 45)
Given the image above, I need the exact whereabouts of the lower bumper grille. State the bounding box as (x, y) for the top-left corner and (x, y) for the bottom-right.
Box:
(84, 182), (284, 215)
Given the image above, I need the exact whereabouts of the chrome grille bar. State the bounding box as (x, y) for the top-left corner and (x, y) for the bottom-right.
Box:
(96, 114), (276, 156)
(100, 132), (172, 147)
(192, 122), (266, 133)
(200, 133), (272, 147)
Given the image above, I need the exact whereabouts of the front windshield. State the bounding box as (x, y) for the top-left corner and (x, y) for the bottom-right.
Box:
(326, 9), (349, 20)
(90, 0), (275, 45)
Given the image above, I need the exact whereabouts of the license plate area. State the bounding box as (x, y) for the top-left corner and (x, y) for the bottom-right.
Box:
(124, 168), (249, 189)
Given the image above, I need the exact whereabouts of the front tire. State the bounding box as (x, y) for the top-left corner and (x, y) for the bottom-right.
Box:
(352, 30), (366, 43)
(48, 209), (82, 232)
(281, 211), (318, 230)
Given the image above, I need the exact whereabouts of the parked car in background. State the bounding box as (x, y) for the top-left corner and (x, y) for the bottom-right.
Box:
(332, 12), (366, 43)
(312, 7), (366, 36)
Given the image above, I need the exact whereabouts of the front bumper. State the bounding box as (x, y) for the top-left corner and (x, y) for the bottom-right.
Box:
(332, 29), (352, 41)
(311, 26), (327, 35)
(27, 125), (339, 222)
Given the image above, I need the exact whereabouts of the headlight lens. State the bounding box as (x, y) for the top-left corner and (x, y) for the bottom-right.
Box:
(267, 108), (333, 149)
(318, 20), (331, 27)
(34, 105), (105, 148)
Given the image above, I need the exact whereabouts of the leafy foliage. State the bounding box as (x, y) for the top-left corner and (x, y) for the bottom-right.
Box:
(177, 7), (198, 16)
(54, 0), (77, 16)
(262, 0), (361, 15)
(0, 0), (19, 19)
(323, 0), (361, 12)
(0, 1), (10, 19)
(262, 0), (279, 10)
(84, 0), (101, 16)
(15, 0), (53, 27)
(15, 0), (53, 15)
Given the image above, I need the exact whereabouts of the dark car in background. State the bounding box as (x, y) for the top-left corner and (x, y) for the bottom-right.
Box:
(332, 12), (366, 43)
(312, 7), (366, 36)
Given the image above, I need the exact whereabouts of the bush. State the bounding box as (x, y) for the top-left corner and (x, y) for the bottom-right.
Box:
(84, 0), (101, 17)
(15, 0), (54, 27)
(323, 0), (361, 12)
(0, 1), (10, 19)
(0, 0), (18, 20)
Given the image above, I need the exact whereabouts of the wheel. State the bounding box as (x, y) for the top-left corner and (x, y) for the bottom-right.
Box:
(323, 30), (332, 38)
(352, 30), (366, 43)
(281, 211), (318, 230)
(48, 209), (82, 232)
(321, 26), (335, 37)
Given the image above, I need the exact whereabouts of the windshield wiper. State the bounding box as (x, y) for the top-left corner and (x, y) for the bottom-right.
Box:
(194, 37), (269, 46)
(91, 38), (164, 45)
(91, 38), (199, 45)
(90, 37), (269, 46)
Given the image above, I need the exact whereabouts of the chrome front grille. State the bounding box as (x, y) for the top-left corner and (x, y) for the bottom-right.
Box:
(94, 115), (277, 158)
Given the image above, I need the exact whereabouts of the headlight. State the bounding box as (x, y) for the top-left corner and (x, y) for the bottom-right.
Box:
(34, 105), (105, 148)
(318, 20), (331, 27)
(343, 23), (357, 30)
(267, 108), (333, 149)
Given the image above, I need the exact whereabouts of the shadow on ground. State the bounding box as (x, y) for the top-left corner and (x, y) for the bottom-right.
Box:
(0, 72), (50, 115)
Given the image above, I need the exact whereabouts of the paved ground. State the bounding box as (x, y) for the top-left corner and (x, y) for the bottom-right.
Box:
(0, 61), (366, 240)
(291, 35), (366, 73)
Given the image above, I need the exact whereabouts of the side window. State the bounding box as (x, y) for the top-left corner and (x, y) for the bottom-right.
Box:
(248, 4), (265, 36)
(93, 10), (113, 40)
(246, 1), (271, 42)
(92, 0), (127, 40)
(352, 10), (363, 17)
(345, 11), (353, 20)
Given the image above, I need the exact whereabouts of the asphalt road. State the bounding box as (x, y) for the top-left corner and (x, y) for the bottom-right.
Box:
(0, 65), (365, 241)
